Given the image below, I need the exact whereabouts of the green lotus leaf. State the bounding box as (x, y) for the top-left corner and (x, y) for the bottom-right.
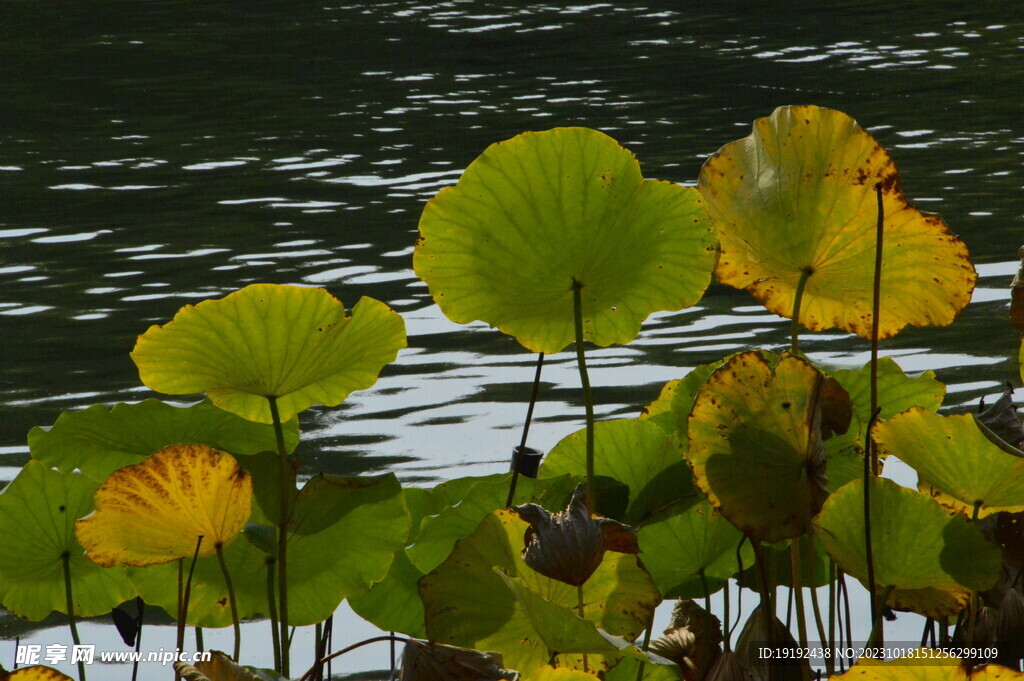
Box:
(0, 461), (134, 620)
(686, 351), (845, 542)
(131, 284), (406, 423)
(348, 550), (426, 638)
(414, 127), (718, 353)
(699, 104), (976, 340)
(814, 477), (1000, 618)
(638, 499), (753, 599)
(407, 472), (577, 574)
(128, 473), (407, 627)
(831, 357), (944, 442)
(498, 570), (654, 659)
(539, 419), (696, 524)
(835, 651), (1023, 679)
(603, 658), (682, 681)
(873, 408), (1024, 517)
(28, 399), (298, 482)
(420, 509), (659, 675)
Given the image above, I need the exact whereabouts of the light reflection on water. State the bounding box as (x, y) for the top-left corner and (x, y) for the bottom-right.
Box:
(3, 2), (1024, 677)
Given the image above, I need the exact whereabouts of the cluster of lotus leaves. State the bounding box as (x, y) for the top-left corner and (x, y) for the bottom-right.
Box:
(699, 104), (976, 339)
(414, 126), (718, 354)
(131, 283), (406, 423)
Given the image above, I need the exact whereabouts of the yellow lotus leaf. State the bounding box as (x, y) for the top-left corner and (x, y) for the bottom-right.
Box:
(698, 105), (976, 340)
(76, 444), (252, 567)
(0, 668), (75, 681)
(837, 651), (1024, 679)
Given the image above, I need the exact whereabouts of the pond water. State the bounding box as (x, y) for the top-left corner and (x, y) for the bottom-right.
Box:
(2, 2), (1023, 678)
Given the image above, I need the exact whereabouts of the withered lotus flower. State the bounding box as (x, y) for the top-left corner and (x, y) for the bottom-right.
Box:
(511, 484), (639, 586)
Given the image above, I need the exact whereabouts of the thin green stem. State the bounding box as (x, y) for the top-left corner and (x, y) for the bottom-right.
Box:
(215, 543), (241, 661)
(62, 552), (86, 681)
(268, 395), (292, 677)
(722, 574), (731, 654)
(863, 408), (881, 628)
(867, 585), (895, 650)
(699, 569), (714, 675)
(131, 598), (144, 681)
(752, 540), (776, 681)
(577, 583), (589, 673)
(791, 267), (812, 353)
(967, 501), (983, 644)
(789, 539), (810, 681)
(194, 627), (203, 653)
(808, 556), (831, 677)
(634, 611), (655, 681)
(507, 352), (545, 507)
(827, 560), (835, 654)
(176, 534), (204, 667)
(264, 558), (280, 671)
(572, 281), (597, 508)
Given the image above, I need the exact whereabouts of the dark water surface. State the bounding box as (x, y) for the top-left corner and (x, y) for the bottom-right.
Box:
(2, 2), (1023, 676)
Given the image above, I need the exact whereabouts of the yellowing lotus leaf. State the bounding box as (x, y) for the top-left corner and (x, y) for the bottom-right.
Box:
(0, 667), (75, 681)
(76, 444), (252, 567)
(131, 283), (406, 423)
(686, 351), (846, 542)
(837, 651), (1024, 679)
(414, 127), (718, 354)
(873, 408), (1024, 517)
(699, 105), (976, 340)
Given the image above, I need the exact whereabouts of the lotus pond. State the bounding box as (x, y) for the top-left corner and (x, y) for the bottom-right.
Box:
(3, 4), (1024, 681)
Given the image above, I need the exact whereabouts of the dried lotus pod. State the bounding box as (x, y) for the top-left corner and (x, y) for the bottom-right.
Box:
(511, 484), (639, 586)
(649, 627), (697, 665)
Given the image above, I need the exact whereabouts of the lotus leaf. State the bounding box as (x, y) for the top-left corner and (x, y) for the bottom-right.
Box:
(604, 659), (683, 681)
(407, 472), (577, 574)
(76, 444), (252, 567)
(638, 499), (752, 599)
(830, 357), (944, 439)
(0, 668), (75, 681)
(540, 419), (696, 524)
(686, 351), (848, 542)
(523, 669), (604, 681)
(131, 283), (406, 423)
(420, 509), (659, 675)
(126, 472), (406, 627)
(699, 105), (976, 340)
(414, 126), (718, 353)
(872, 408), (1024, 517)
(28, 399), (298, 482)
(835, 651), (1024, 679)
(814, 478), (1000, 618)
(0, 461), (134, 620)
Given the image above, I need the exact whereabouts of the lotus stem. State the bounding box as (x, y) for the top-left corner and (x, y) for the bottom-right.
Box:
(577, 583), (589, 673)
(571, 281), (597, 509)
(215, 543), (241, 661)
(194, 627), (203, 653)
(699, 569), (714, 674)
(507, 352), (545, 507)
(634, 612), (655, 681)
(789, 539), (809, 681)
(863, 408), (881, 629)
(870, 183), (884, 472)
(723, 575), (731, 654)
(61, 552), (86, 681)
(389, 630), (396, 681)
(179, 536), (204, 656)
(867, 585), (895, 651)
(132, 598), (144, 681)
(791, 267), (812, 353)
(267, 395), (292, 677)
(827, 560), (835, 655)
(967, 501), (983, 644)
(809, 559), (831, 677)
(265, 557), (281, 671)
(839, 570), (852, 652)
(752, 540), (776, 681)
(295, 635), (413, 681)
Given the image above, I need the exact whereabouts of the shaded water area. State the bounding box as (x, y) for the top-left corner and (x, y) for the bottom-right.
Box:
(2, 2), (1024, 677)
